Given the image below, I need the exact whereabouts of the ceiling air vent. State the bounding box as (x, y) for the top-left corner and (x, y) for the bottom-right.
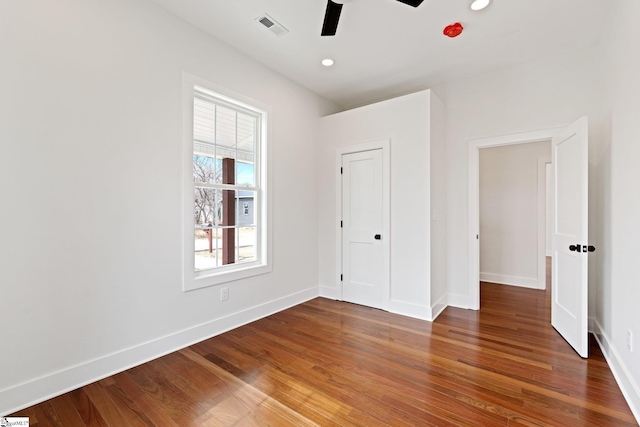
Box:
(256, 13), (289, 37)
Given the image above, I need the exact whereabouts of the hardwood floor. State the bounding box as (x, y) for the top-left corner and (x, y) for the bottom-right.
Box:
(10, 283), (637, 426)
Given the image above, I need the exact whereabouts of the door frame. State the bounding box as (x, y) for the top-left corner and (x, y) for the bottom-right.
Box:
(537, 156), (552, 289)
(468, 128), (560, 310)
(336, 139), (391, 310)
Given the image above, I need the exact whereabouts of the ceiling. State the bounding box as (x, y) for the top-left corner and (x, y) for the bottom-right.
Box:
(147, 0), (612, 109)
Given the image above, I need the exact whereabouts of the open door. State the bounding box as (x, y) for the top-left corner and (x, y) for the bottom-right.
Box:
(551, 116), (589, 358)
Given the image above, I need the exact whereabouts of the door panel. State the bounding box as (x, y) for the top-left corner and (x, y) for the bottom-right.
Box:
(342, 149), (384, 309)
(552, 116), (589, 358)
(556, 251), (580, 317)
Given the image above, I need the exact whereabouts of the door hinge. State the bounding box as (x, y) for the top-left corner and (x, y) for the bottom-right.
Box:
(340, 274), (343, 281)
(340, 221), (343, 228)
(340, 167), (343, 174)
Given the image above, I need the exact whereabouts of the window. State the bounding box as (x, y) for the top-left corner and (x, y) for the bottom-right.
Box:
(183, 74), (271, 291)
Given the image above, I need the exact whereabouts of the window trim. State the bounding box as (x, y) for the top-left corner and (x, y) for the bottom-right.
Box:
(182, 73), (272, 291)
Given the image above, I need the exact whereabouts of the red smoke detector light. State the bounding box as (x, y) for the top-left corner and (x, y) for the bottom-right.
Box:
(443, 22), (463, 38)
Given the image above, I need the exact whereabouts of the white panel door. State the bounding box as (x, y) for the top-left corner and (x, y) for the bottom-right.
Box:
(552, 116), (589, 358)
(342, 149), (384, 309)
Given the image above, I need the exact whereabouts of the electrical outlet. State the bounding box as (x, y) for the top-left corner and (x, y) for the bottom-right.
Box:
(628, 330), (633, 352)
(220, 287), (229, 301)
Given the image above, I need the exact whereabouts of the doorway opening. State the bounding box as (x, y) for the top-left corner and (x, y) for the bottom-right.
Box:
(478, 141), (551, 303)
(468, 128), (560, 310)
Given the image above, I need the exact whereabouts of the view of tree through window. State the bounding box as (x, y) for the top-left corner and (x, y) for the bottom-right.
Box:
(192, 88), (260, 272)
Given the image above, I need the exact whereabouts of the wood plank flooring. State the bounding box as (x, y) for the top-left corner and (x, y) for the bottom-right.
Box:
(10, 282), (637, 426)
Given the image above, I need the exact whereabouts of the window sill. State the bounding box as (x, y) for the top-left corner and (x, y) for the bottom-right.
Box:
(183, 262), (272, 292)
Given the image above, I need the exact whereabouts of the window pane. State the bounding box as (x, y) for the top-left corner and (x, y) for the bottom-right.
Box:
(236, 190), (256, 226)
(219, 226), (237, 266)
(236, 113), (256, 184)
(238, 227), (257, 264)
(194, 98), (215, 145)
(195, 226), (256, 270)
(215, 105), (238, 166)
(193, 155), (222, 185)
(193, 98), (218, 168)
(194, 188), (222, 226)
(236, 113), (256, 152)
(195, 227), (220, 271)
(237, 160), (255, 187)
(219, 157), (236, 185)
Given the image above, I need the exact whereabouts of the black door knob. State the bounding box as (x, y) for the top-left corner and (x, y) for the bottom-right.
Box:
(374, 234), (381, 240)
(588, 245), (596, 252)
(569, 244), (581, 252)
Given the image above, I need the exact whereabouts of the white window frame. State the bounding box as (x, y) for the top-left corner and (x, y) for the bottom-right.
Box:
(182, 73), (272, 291)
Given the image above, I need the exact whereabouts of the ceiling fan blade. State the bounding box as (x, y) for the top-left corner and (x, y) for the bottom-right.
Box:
(396, 0), (424, 7)
(321, 0), (343, 36)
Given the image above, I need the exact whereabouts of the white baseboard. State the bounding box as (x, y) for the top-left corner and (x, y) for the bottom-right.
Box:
(318, 284), (339, 300)
(388, 299), (432, 321)
(431, 294), (448, 321)
(320, 285), (434, 321)
(447, 293), (475, 310)
(0, 287), (320, 417)
(592, 320), (640, 425)
(321, 287), (435, 322)
(480, 272), (541, 289)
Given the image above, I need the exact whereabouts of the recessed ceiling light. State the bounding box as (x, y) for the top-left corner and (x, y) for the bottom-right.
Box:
(321, 58), (335, 67)
(470, 0), (490, 11)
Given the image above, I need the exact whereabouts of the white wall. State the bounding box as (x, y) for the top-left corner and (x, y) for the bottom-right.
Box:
(0, 0), (337, 415)
(318, 90), (442, 320)
(546, 164), (553, 256)
(429, 94), (448, 316)
(479, 141), (551, 288)
(433, 46), (603, 311)
(594, 0), (640, 420)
